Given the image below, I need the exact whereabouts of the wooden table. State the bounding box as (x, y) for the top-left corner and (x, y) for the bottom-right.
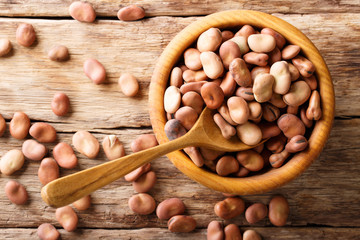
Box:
(0, 1), (359, 239)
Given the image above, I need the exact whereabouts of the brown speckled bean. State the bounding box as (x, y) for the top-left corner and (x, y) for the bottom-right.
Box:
(306, 90), (322, 121)
(213, 113), (236, 140)
(259, 122), (281, 139)
(269, 150), (290, 168)
(200, 52), (224, 79)
(175, 106), (198, 130)
(214, 197), (245, 220)
(285, 135), (308, 153)
(128, 193), (156, 215)
(236, 150), (264, 171)
(216, 155), (239, 176)
(197, 28), (222, 52)
(72, 131), (99, 158)
(37, 223), (60, 240)
(201, 82), (225, 109)
(48, 45), (69, 62)
(283, 81), (311, 107)
(282, 45), (301, 60)
(0, 39), (12, 56)
(69, 1), (96, 22)
(270, 61), (291, 95)
(184, 147), (204, 167)
(22, 139), (47, 161)
(220, 72), (237, 97)
(243, 52), (268, 67)
(224, 224), (241, 240)
(170, 67), (183, 88)
(156, 198), (186, 220)
(119, 73), (139, 97)
(228, 96), (249, 124)
(9, 112), (30, 139)
(236, 121), (262, 146)
(51, 92), (70, 116)
(0, 114), (5, 137)
(168, 215), (197, 233)
(125, 163), (151, 182)
(182, 91), (204, 114)
(262, 103), (280, 122)
(248, 34), (276, 53)
(30, 122), (57, 143)
(220, 41), (242, 69)
(269, 195), (289, 226)
(292, 55), (315, 77)
(102, 135), (125, 160)
(180, 81), (207, 94)
(53, 142), (78, 169)
(16, 23), (36, 47)
(55, 206), (78, 232)
(207, 221), (224, 240)
(243, 230), (262, 240)
(117, 5), (145, 21)
(73, 195), (91, 211)
(245, 203), (268, 224)
(184, 48), (202, 70)
(38, 157), (59, 185)
(277, 114), (306, 138)
(229, 58), (251, 87)
(253, 73), (274, 103)
(5, 180), (28, 205)
(164, 86), (181, 114)
(84, 59), (106, 84)
(133, 170), (157, 193)
(0, 149), (25, 176)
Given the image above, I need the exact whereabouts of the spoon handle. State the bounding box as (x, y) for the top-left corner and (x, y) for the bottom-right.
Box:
(41, 134), (193, 208)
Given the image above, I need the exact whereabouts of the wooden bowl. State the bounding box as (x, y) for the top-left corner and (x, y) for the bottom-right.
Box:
(149, 10), (335, 195)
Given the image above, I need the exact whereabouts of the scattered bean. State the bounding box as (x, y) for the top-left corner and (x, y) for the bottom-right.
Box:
(55, 206), (78, 232)
(0, 114), (5, 137)
(201, 82), (225, 109)
(292, 55), (315, 77)
(0, 39), (12, 56)
(30, 122), (57, 143)
(22, 139), (47, 161)
(119, 73), (140, 96)
(220, 41), (242, 69)
(214, 197), (245, 219)
(269, 150), (290, 168)
(102, 135), (125, 160)
(228, 96), (249, 124)
(156, 198), (185, 220)
(69, 1), (96, 22)
(269, 195), (289, 226)
(184, 147), (204, 167)
(168, 215), (196, 233)
(53, 142), (78, 169)
(243, 230), (262, 240)
(306, 90), (322, 120)
(182, 91), (204, 114)
(72, 130), (99, 158)
(73, 195), (91, 211)
(170, 67), (183, 87)
(128, 193), (156, 215)
(248, 34), (276, 53)
(51, 92), (70, 116)
(0, 149), (25, 175)
(253, 73), (274, 103)
(197, 28), (222, 52)
(213, 113), (236, 140)
(224, 224), (242, 240)
(16, 23), (36, 47)
(48, 45), (69, 61)
(285, 135), (308, 153)
(207, 221), (224, 240)
(236, 150), (264, 171)
(164, 119), (187, 140)
(84, 59), (106, 84)
(38, 158), (59, 185)
(37, 223), (60, 240)
(245, 203), (268, 224)
(229, 58), (251, 87)
(283, 81), (311, 107)
(125, 163), (151, 182)
(216, 155), (239, 176)
(9, 112), (30, 139)
(117, 5), (145, 21)
(277, 114), (306, 138)
(270, 61), (291, 94)
(5, 180), (28, 205)
(236, 121), (262, 146)
(281, 45), (301, 60)
(133, 170), (157, 193)
(243, 52), (268, 67)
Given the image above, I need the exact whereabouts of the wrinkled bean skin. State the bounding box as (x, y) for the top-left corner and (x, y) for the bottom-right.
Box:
(207, 221), (224, 240)
(48, 45), (69, 62)
(250, 66), (270, 81)
(164, 86), (181, 114)
(243, 52), (268, 67)
(236, 121), (262, 146)
(156, 198), (186, 220)
(220, 41), (242, 69)
(38, 158), (59, 185)
(184, 146), (204, 167)
(168, 215), (197, 233)
(269, 195), (290, 226)
(300, 107), (313, 128)
(306, 90), (322, 120)
(247, 101), (262, 121)
(228, 96), (249, 124)
(117, 5), (145, 21)
(277, 114), (306, 138)
(248, 34), (276, 53)
(200, 52), (224, 79)
(22, 139), (47, 161)
(0, 38), (12, 57)
(224, 224), (242, 240)
(129, 193), (156, 215)
(10, 112), (30, 139)
(213, 113), (236, 140)
(16, 23), (36, 47)
(235, 25), (256, 40)
(0, 149), (25, 176)
(243, 230), (262, 240)
(5, 180), (28, 205)
(119, 73), (139, 97)
(30, 122), (57, 143)
(180, 81), (206, 94)
(201, 82), (225, 109)
(69, 1), (96, 22)
(220, 72), (237, 97)
(269, 93), (287, 108)
(229, 36), (250, 55)
(37, 223), (60, 240)
(222, 30), (234, 42)
(197, 28), (222, 52)
(170, 67), (183, 87)
(133, 170), (157, 193)
(72, 131), (100, 158)
(51, 92), (70, 116)
(259, 122), (281, 139)
(73, 195), (91, 211)
(265, 134), (286, 153)
(164, 119), (187, 140)
(131, 134), (158, 152)
(285, 135), (308, 153)
(218, 103), (238, 126)
(125, 163), (151, 182)
(84, 59), (106, 84)
(283, 81), (311, 107)
(184, 48), (202, 70)
(229, 58), (251, 87)
(253, 73), (274, 103)
(270, 61), (291, 95)
(236, 150), (264, 171)
(53, 142), (78, 169)
(0, 114), (5, 137)
(281, 45), (301, 60)
(175, 106), (198, 130)
(262, 103), (280, 122)
(288, 63), (300, 81)
(214, 197), (245, 220)
(102, 135), (125, 160)
(303, 75), (317, 90)
(292, 56), (315, 77)
(245, 203), (268, 224)
(216, 155), (239, 176)
(269, 150), (290, 168)
(182, 91), (204, 115)
(55, 206), (78, 232)
(236, 87), (254, 101)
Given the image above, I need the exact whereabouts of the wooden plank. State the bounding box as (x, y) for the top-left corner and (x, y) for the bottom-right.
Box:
(0, 0), (359, 17)
(0, 119), (359, 228)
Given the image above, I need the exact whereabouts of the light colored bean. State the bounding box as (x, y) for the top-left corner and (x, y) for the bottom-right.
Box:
(200, 52), (224, 79)
(303, 75), (317, 90)
(22, 139), (47, 161)
(55, 206), (78, 232)
(38, 158), (59, 185)
(270, 61), (291, 94)
(248, 34), (276, 53)
(180, 81), (206, 94)
(9, 112), (30, 139)
(269, 150), (290, 168)
(69, 1), (96, 22)
(285, 135), (308, 153)
(218, 103), (238, 125)
(265, 134), (286, 153)
(268, 47), (281, 65)
(262, 103), (280, 122)
(175, 106), (198, 130)
(84, 59), (106, 84)
(288, 63), (300, 81)
(51, 92), (70, 116)
(243, 52), (268, 67)
(245, 203), (268, 224)
(287, 105), (298, 115)
(261, 28), (286, 49)
(133, 170), (157, 193)
(170, 67), (183, 87)
(73, 195), (91, 211)
(251, 66), (270, 81)
(229, 36), (250, 55)
(300, 107), (313, 128)
(207, 221), (224, 240)
(72, 131), (99, 158)
(201, 82), (225, 109)
(168, 215), (197, 233)
(224, 224), (241, 240)
(220, 72), (237, 97)
(197, 28), (222, 52)
(30, 122), (57, 143)
(269, 93), (287, 108)
(248, 101), (262, 121)
(236, 150), (264, 171)
(0, 38), (12, 57)
(5, 180), (28, 205)
(236, 121), (262, 146)
(259, 122), (281, 139)
(282, 45), (301, 60)
(164, 119), (187, 140)
(37, 223), (60, 240)
(156, 198), (186, 220)
(16, 23), (36, 47)
(216, 155), (239, 176)
(125, 163), (151, 182)
(228, 96), (249, 124)
(0, 114), (5, 137)
(102, 135), (125, 160)
(277, 114), (306, 138)
(184, 146), (204, 167)
(131, 134), (158, 152)
(220, 41), (242, 69)
(229, 58), (251, 87)
(269, 195), (289, 226)
(292, 55), (315, 77)
(253, 73), (274, 103)
(214, 113), (237, 140)
(164, 86), (181, 114)
(117, 5), (145, 21)
(53, 142), (78, 169)
(0, 149), (24, 176)
(183, 69), (208, 83)
(199, 147), (225, 161)
(48, 45), (69, 62)
(182, 91), (204, 114)
(214, 197), (245, 220)
(235, 25), (256, 40)
(283, 81), (311, 107)
(243, 230), (262, 240)
(222, 30), (234, 42)
(306, 90), (322, 120)
(129, 193), (156, 215)
(184, 48), (202, 70)
(119, 73), (139, 97)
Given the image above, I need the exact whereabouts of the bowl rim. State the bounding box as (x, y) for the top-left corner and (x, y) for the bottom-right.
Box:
(149, 10), (335, 195)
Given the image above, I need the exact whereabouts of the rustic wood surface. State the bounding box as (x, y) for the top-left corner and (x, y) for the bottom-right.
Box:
(0, 1), (359, 239)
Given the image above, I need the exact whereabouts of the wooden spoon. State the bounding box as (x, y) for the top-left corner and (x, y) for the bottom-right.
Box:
(41, 107), (265, 208)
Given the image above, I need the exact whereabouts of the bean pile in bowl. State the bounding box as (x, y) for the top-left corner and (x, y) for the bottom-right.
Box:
(149, 10), (334, 194)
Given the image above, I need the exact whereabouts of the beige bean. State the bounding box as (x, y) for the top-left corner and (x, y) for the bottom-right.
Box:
(262, 103), (280, 122)
(0, 149), (25, 175)
(213, 113), (236, 140)
(270, 61), (291, 94)
(0, 39), (12, 56)
(129, 193), (156, 215)
(73, 195), (91, 211)
(303, 75), (318, 90)
(253, 73), (274, 103)
(168, 215), (197, 233)
(51, 92), (70, 116)
(199, 147), (225, 161)
(248, 101), (262, 121)
(72, 130), (99, 158)
(269, 195), (289, 226)
(183, 69), (208, 83)
(265, 134), (286, 153)
(236, 121), (262, 146)
(16, 23), (36, 47)
(164, 119), (187, 140)
(218, 103), (238, 125)
(288, 63), (300, 81)
(248, 34), (276, 53)
(282, 45), (301, 60)
(184, 48), (202, 70)
(216, 155), (239, 176)
(261, 28), (286, 49)
(117, 5), (145, 21)
(9, 112), (30, 139)
(156, 198), (185, 220)
(268, 47), (281, 66)
(228, 96), (249, 124)
(5, 180), (28, 205)
(269, 150), (290, 168)
(224, 224), (241, 240)
(200, 52), (224, 79)
(277, 114), (306, 138)
(243, 52), (268, 67)
(180, 81), (207, 94)
(285, 135), (308, 153)
(38, 158), (59, 185)
(287, 105), (298, 115)
(220, 41), (242, 69)
(131, 134), (158, 152)
(292, 55), (315, 77)
(197, 28), (222, 52)
(220, 72), (237, 97)
(119, 73), (139, 97)
(69, 1), (96, 22)
(207, 221), (224, 240)
(259, 122), (281, 139)
(269, 93), (287, 108)
(201, 82), (225, 109)
(214, 197), (245, 220)
(182, 91), (204, 114)
(184, 147), (204, 167)
(164, 86), (181, 114)
(306, 90), (322, 120)
(234, 166), (250, 177)
(84, 59), (106, 84)
(251, 66), (270, 81)
(0, 114), (5, 137)
(229, 58), (251, 87)
(125, 163), (151, 182)
(283, 81), (311, 107)
(102, 135), (125, 160)
(30, 122), (57, 143)
(245, 203), (268, 224)
(48, 45), (69, 62)
(37, 223), (60, 240)
(175, 106), (198, 130)
(133, 170), (157, 193)
(222, 30), (235, 42)
(230, 36), (250, 55)
(243, 230), (262, 240)
(300, 107), (313, 128)
(55, 206), (78, 232)
(53, 142), (78, 169)
(170, 67), (183, 87)
(22, 139), (47, 161)
(235, 25), (256, 40)
(236, 150), (264, 171)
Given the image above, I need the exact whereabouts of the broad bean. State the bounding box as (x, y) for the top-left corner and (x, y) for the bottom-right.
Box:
(214, 197), (245, 220)
(156, 198), (185, 220)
